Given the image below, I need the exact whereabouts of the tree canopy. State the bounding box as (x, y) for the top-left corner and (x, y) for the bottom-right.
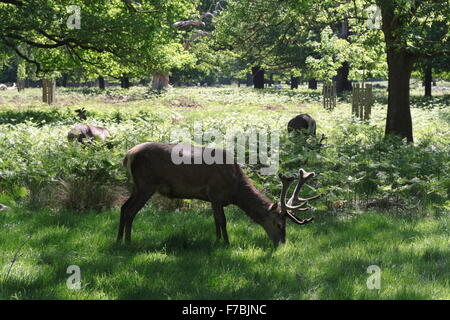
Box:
(1, 0), (449, 141)
(0, 0), (199, 77)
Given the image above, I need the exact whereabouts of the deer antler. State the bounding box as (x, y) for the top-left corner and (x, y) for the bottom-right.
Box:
(278, 169), (320, 225)
(278, 173), (296, 209)
(287, 169), (321, 207)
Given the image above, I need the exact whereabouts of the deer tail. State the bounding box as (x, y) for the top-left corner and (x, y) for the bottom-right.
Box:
(123, 146), (142, 184)
(123, 153), (134, 184)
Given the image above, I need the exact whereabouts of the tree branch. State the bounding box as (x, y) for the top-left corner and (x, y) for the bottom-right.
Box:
(3, 40), (43, 73)
(0, 0), (23, 6)
(4, 33), (63, 48)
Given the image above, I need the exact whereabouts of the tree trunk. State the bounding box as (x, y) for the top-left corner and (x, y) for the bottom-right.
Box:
(269, 73), (274, 87)
(308, 79), (317, 90)
(98, 76), (106, 90)
(246, 73), (253, 87)
(17, 79), (25, 92)
(335, 61), (352, 93)
(424, 61), (432, 97)
(291, 76), (299, 89)
(252, 66), (265, 89)
(61, 74), (68, 87)
(120, 76), (130, 89)
(334, 16), (352, 94)
(152, 73), (170, 90)
(42, 79), (56, 104)
(385, 49), (414, 142)
(380, 1), (416, 143)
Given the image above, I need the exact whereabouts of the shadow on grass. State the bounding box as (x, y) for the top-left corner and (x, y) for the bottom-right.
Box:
(1, 207), (448, 299)
(0, 110), (73, 126)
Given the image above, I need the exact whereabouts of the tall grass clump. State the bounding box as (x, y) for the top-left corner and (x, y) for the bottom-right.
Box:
(0, 123), (127, 211)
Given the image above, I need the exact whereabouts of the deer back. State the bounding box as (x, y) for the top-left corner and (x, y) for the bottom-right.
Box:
(67, 124), (110, 143)
(287, 114), (316, 135)
(125, 142), (245, 204)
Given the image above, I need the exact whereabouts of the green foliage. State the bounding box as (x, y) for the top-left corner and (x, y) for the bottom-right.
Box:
(0, 86), (448, 215)
(0, 207), (449, 299)
(306, 27), (349, 81)
(0, 0), (199, 77)
(16, 61), (26, 80)
(0, 85), (449, 299)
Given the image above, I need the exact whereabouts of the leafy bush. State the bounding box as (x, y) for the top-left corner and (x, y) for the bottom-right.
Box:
(0, 87), (448, 215)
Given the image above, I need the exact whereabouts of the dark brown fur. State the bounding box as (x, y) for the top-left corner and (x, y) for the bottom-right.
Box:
(68, 108), (110, 143)
(287, 114), (316, 135)
(117, 142), (288, 246)
(67, 124), (110, 143)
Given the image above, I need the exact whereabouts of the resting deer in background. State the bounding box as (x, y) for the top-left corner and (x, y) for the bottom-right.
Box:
(287, 114), (326, 147)
(117, 142), (321, 246)
(67, 108), (110, 144)
(0, 83), (17, 90)
(287, 114), (317, 135)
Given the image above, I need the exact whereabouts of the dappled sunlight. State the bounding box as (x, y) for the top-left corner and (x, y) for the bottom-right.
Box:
(0, 86), (449, 299)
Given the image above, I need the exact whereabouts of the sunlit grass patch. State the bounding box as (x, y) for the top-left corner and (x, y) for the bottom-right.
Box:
(0, 85), (449, 299)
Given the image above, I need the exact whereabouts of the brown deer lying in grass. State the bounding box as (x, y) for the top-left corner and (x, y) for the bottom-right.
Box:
(117, 142), (321, 246)
(67, 108), (110, 144)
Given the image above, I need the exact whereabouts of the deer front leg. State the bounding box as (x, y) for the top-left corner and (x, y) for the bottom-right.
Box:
(211, 203), (229, 245)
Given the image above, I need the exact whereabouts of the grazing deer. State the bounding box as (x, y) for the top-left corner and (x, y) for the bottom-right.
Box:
(287, 114), (326, 147)
(287, 114), (317, 135)
(67, 108), (110, 144)
(117, 142), (321, 246)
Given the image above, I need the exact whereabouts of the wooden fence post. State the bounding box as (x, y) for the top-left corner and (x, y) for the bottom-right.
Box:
(352, 83), (373, 120)
(323, 82), (336, 110)
(42, 79), (56, 104)
(364, 84), (373, 120)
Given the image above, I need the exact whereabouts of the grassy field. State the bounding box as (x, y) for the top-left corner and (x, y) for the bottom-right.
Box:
(1, 206), (449, 299)
(0, 83), (449, 299)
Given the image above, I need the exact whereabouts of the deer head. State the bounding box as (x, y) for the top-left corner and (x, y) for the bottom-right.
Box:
(262, 169), (321, 246)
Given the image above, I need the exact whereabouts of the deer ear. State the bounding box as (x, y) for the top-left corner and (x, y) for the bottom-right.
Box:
(268, 203), (278, 211)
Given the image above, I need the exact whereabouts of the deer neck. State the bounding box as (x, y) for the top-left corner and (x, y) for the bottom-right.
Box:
(233, 179), (272, 225)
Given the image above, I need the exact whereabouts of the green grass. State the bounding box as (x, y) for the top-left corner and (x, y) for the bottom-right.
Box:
(0, 84), (449, 299)
(0, 205), (448, 299)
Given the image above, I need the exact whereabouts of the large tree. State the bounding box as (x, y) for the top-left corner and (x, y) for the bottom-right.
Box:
(214, 0), (318, 88)
(376, 0), (449, 142)
(216, 0), (450, 142)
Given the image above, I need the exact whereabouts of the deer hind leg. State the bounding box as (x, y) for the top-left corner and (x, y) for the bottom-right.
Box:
(211, 203), (229, 244)
(120, 188), (155, 243)
(117, 193), (136, 243)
